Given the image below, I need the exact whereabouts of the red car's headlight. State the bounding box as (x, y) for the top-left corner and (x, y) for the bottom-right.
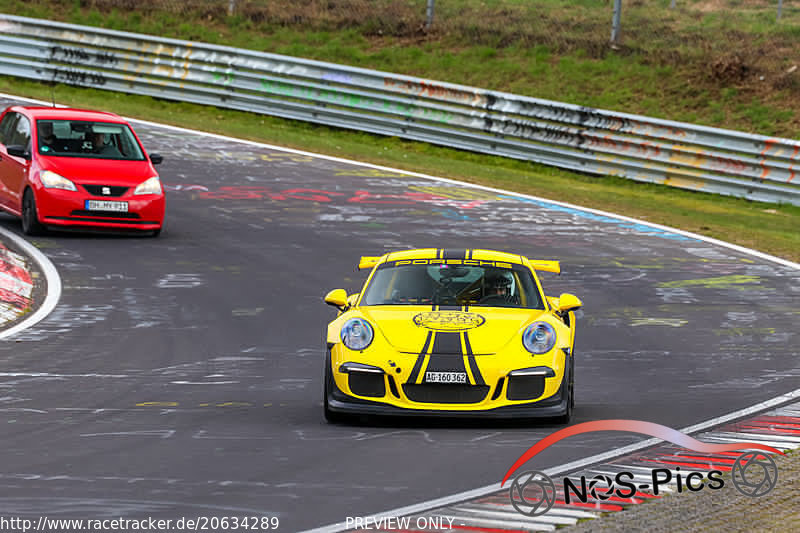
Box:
(40, 170), (77, 191)
(134, 176), (162, 195)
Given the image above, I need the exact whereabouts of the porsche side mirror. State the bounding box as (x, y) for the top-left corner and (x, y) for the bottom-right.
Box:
(324, 289), (348, 309)
(556, 293), (582, 313)
(149, 153), (163, 165)
(6, 145), (30, 159)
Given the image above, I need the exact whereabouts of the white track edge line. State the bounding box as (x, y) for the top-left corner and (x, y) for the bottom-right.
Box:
(0, 225), (61, 340)
(299, 387), (800, 533)
(2, 92), (798, 529)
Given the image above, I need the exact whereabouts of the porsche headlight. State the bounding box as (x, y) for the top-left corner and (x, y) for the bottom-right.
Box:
(134, 176), (162, 195)
(522, 322), (556, 354)
(340, 318), (374, 351)
(40, 170), (77, 191)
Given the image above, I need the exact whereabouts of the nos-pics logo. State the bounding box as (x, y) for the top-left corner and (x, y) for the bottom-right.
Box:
(502, 420), (781, 517)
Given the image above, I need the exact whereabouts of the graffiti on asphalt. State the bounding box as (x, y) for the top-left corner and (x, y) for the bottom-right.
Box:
(166, 185), (492, 209)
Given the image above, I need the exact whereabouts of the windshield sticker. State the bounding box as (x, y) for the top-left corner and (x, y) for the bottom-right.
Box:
(413, 311), (486, 331)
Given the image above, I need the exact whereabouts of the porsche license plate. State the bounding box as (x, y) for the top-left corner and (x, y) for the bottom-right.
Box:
(85, 200), (128, 212)
(425, 372), (467, 384)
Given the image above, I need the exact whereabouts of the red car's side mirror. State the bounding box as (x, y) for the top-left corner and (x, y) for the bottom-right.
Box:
(6, 145), (30, 159)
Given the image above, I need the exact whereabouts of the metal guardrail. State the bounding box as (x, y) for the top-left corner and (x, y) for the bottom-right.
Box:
(0, 14), (798, 206)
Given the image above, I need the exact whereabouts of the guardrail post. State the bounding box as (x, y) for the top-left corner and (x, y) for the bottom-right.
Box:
(426, 0), (435, 30)
(777, 0), (783, 21)
(611, 0), (622, 46)
(228, 0), (236, 17)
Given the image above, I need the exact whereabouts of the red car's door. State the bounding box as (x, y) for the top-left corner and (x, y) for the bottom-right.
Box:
(0, 111), (18, 209)
(0, 112), (31, 214)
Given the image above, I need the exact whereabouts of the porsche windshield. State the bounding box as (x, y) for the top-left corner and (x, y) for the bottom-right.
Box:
(361, 263), (544, 309)
(36, 120), (145, 160)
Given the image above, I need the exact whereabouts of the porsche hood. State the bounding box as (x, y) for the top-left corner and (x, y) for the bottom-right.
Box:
(359, 306), (549, 354)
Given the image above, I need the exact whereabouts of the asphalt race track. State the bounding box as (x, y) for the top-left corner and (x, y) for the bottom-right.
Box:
(0, 95), (798, 531)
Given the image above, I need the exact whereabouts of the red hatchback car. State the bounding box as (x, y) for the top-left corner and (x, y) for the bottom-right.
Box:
(0, 106), (165, 236)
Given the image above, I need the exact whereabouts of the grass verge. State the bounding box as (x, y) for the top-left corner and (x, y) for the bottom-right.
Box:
(2, 76), (798, 263)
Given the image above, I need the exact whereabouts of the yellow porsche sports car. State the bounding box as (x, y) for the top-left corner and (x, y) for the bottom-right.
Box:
(323, 248), (583, 422)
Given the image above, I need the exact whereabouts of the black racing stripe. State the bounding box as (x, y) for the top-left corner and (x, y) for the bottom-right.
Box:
(463, 332), (485, 385)
(425, 333), (469, 374)
(467, 357), (484, 385)
(431, 331), (462, 354)
(463, 331), (473, 355)
(424, 356), (469, 373)
(442, 249), (468, 260)
(407, 331), (433, 384)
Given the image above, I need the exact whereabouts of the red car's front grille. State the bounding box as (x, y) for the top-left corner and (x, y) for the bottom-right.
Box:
(81, 185), (129, 197)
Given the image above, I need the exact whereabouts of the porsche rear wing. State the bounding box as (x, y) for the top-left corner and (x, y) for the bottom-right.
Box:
(359, 256), (560, 273)
(358, 255), (561, 274)
(527, 260), (561, 274)
(358, 256), (382, 270)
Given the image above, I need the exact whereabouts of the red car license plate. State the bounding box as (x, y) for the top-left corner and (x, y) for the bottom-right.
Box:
(85, 200), (128, 212)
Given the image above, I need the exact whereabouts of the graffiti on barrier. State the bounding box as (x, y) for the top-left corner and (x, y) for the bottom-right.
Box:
(47, 45), (119, 87)
(50, 45), (119, 67)
(261, 80), (454, 123)
(384, 78), (485, 107)
(52, 69), (107, 87)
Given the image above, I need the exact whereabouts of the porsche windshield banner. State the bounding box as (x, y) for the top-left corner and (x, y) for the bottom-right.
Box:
(383, 259), (514, 268)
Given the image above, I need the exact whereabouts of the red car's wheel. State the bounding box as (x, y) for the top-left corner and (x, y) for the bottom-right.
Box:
(21, 189), (46, 236)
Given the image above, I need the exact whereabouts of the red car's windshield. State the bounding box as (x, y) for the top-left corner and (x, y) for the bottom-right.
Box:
(36, 119), (145, 161)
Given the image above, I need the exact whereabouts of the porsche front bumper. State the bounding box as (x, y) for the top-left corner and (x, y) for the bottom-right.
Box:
(326, 364), (570, 419)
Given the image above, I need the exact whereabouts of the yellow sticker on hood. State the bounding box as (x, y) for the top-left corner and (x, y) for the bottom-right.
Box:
(413, 311), (486, 331)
